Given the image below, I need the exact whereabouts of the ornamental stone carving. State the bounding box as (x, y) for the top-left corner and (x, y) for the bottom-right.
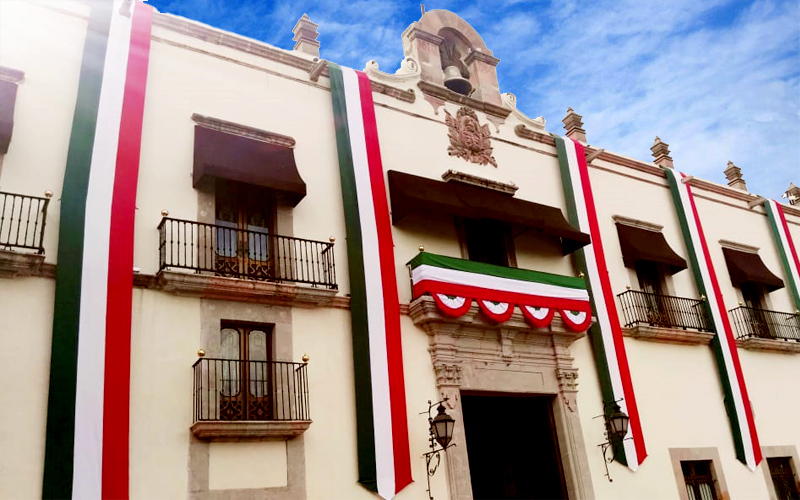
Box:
(434, 363), (463, 386)
(445, 107), (497, 167)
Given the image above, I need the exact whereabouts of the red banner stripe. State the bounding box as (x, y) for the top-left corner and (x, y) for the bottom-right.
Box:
(102, 3), (152, 497)
(573, 139), (647, 464)
(413, 280), (591, 312)
(431, 294), (473, 317)
(478, 300), (516, 323)
(684, 182), (762, 464)
(356, 70), (411, 493)
(521, 306), (556, 328)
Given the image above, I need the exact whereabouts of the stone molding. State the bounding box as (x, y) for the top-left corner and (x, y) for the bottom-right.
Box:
(191, 113), (295, 147)
(0, 66), (25, 83)
(0, 249), (44, 278)
(418, 81), (511, 119)
(464, 50), (499, 67)
(514, 124), (555, 145)
(622, 325), (715, 345)
(441, 169), (518, 194)
(190, 420), (312, 441)
(405, 27), (445, 46)
(408, 296), (593, 500)
(718, 239), (759, 254)
(155, 271), (339, 308)
(669, 448), (729, 500)
(612, 215), (664, 232)
(502, 94), (546, 131)
(363, 57), (421, 87)
(736, 337), (800, 354)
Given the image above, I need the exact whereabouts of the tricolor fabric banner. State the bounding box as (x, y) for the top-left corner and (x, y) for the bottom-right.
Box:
(409, 252), (592, 331)
(554, 135), (647, 469)
(764, 200), (800, 311)
(42, 1), (153, 498)
(664, 168), (762, 470)
(329, 63), (412, 499)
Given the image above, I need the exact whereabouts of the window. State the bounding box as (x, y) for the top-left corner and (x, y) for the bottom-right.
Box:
(768, 457), (800, 500)
(218, 322), (273, 421)
(460, 217), (514, 267)
(214, 181), (274, 279)
(681, 461), (718, 500)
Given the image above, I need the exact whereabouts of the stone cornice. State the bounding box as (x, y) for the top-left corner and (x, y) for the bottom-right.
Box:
(612, 215), (663, 232)
(191, 113), (295, 147)
(622, 325), (715, 345)
(418, 81), (511, 119)
(405, 26), (444, 46)
(441, 169), (518, 195)
(736, 337), (800, 354)
(718, 239), (759, 254)
(0, 250), (44, 278)
(0, 66), (25, 83)
(465, 50), (500, 67)
(515, 124), (556, 146)
(190, 420), (312, 440)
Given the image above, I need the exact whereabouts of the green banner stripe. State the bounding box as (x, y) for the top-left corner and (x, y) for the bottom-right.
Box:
(328, 62), (377, 492)
(408, 252), (586, 289)
(764, 202), (800, 310)
(553, 134), (627, 465)
(42, 3), (113, 498)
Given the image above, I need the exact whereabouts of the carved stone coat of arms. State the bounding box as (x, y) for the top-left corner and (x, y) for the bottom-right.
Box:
(445, 107), (497, 167)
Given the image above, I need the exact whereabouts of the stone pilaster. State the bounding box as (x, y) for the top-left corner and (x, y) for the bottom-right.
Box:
(562, 107), (586, 143)
(401, 25), (445, 86)
(651, 136), (674, 169)
(292, 14), (320, 58)
(464, 50), (501, 106)
(723, 161), (747, 191)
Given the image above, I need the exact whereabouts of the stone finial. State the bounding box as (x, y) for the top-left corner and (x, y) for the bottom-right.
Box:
(651, 136), (674, 169)
(292, 14), (320, 58)
(785, 182), (800, 205)
(723, 161), (747, 191)
(562, 107), (586, 143)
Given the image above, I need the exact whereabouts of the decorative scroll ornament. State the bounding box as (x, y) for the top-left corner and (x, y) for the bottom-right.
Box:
(445, 107), (497, 167)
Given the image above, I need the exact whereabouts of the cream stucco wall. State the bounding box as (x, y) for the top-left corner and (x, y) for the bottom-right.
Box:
(1, 3), (799, 500)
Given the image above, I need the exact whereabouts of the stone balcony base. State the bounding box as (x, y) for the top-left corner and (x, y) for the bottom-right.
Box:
(190, 420), (312, 441)
(736, 337), (800, 354)
(622, 324), (714, 345)
(0, 249), (45, 278)
(153, 270), (339, 308)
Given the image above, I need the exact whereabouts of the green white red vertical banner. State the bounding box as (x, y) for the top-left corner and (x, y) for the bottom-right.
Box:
(42, 1), (152, 498)
(329, 63), (412, 498)
(664, 168), (762, 470)
(764, 200), (800, 312)
(554, 135), (647, 469)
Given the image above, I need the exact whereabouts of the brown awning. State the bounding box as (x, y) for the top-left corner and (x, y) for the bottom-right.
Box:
(387, 170), (590, 255)
(0, 79), (18, 154)
(193, 126), (307, 206)
(616, 223), (687, 274)
(722, 247), (784, 292)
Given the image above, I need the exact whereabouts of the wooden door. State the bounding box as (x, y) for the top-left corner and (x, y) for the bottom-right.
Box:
(218, 324), (273, 421)
(215, 182), (274, 279)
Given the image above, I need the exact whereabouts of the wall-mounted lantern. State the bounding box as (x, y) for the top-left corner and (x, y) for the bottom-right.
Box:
(598, 401), (630, 482)
(423, 398), (456, 500)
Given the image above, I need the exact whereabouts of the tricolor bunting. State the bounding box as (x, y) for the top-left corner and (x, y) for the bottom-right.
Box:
(328, 63), (412, 499)
(664, 168), (761, 469)
(554, 134), (647, 469)
(764, 200), (800, 311)
(42, 2), (153, 498)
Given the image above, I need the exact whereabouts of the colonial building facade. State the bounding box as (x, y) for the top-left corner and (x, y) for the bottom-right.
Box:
(1, 2), (799, 499)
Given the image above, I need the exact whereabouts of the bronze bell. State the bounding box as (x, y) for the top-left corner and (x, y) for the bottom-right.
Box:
(443, 65), (472, 96)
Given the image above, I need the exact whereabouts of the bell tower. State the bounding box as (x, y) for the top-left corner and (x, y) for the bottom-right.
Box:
(401, 10), (501, 106)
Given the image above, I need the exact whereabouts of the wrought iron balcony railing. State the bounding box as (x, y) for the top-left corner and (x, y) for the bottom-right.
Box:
(192, 358), (310, 422)
(158, 217), (336, 289)
(728, 306), (800, 342)
(0, 191), (50, 254)
(617, 289), (711, 331)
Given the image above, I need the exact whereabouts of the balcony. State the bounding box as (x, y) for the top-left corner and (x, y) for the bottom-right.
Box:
(617, 289), (713, 344)
(190, 358), (311, 440)
(0, 191), (50, 277)
(156, 217), (338, 306)
(729, 306), (800, 353)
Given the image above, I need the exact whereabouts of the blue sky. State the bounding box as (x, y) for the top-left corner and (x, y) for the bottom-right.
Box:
(147, 0), (800, 199)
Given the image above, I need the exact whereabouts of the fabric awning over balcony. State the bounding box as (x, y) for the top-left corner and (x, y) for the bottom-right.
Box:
(0, 79), (18, 154)
(615, 223), (687, 275)
(193, 126), (307, 206)
(387, 170), (590, 255)
(722, 247), (784, 292)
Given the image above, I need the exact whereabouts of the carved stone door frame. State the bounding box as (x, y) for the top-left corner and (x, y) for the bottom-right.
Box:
(409, 296), (595, 500)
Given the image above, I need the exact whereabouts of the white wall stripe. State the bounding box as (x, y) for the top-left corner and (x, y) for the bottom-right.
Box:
(562, 138), (639, 469)
(73, 3), (131, 497)
(341, 68), (395, 499)
(665, 169), (755, 469)
(412, 265), (590, 301)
